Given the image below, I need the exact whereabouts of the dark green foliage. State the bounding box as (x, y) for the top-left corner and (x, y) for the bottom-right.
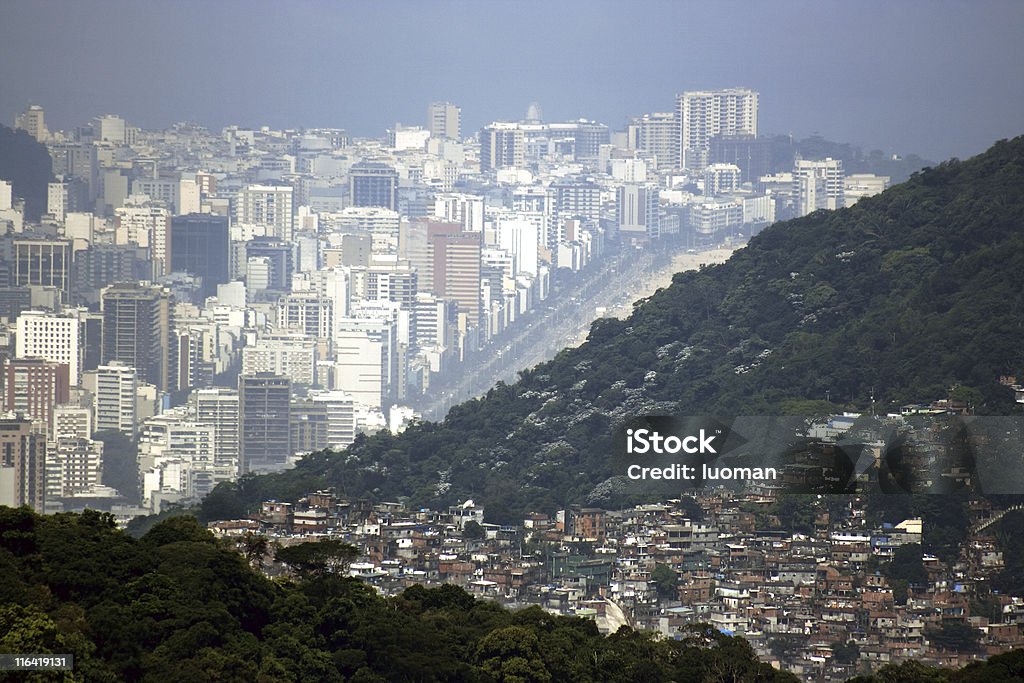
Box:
(925, 621), (982, 654)
(0, 124), (54, 221)
(274, 539), (358, 578)
(832, 640), (860, 665)
(3, 506), (1024, 680)
(0, 506), (808, 681)
(650, 563), (679, 599)
(217, 137), (1024, 524)
(463, 519), (486, 540)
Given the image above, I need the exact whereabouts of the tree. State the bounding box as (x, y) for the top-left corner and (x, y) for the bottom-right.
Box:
(926, 620), (981, 653)
(238, 532), (270, 570)
(650, 563), (679, 600)
(462, 520), (486, 540)
(831, 639), (860, 665)
(474, 626), (552, 683)
(275, 539), (359, 579)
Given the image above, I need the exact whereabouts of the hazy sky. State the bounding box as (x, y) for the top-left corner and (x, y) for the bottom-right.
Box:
(1, 0), (1022, 161)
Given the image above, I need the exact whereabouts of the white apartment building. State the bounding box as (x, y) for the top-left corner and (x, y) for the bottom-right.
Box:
(114, 199), (171, 276)
(46, 437), (104, 499)
(308, 389), (356, 449)
(793, 158), (845, 216)
(235, 184), (294, 241)
(192, 387), (240, 470)
(15, 309), (83, 385)
(242, 333), (317, 386)
(676, 88), (758, 172)
(704, 163), (742, 196)
(427, 102), (461, 140)
(52, 406), (92, 441)
(93, 363), (137, 436)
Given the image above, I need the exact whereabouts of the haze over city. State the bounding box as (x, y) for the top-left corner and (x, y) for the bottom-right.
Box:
(2, 0), (1023, 161)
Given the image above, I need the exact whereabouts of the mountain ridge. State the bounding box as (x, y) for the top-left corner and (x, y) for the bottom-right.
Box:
(208, 136), (1024, 524)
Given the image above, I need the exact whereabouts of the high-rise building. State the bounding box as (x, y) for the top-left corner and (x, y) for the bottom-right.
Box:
(71, 244), (151, 305)
(169, 213), (230, 299)
(14, 104), (48, 142)
(277, 292), (334, 339)
(93, 363), (137, 436)
(628, 112), (680, 170)
(94, 114), (127, 144)
(3, 358), (70, 430)
(793, 158), (845, 216)
(552, 179), (602, 223)
(114, 200), (172, 277)
(676, 88), (758, 171)
(47, 178), (90, 223)
(616, 184), (661, 240)
(427, 102), (462, 140)
(573, 121), (610, 163)
(235, 184), (294, 241)
(703, 164), (742, 196)
(0, 416), (46, 511)
(192, 387), (239, 470)
(101, 283), (173, 392)
(349, 162), (399, 211)
(308, 390), (355, 450)
(332, 320), (393, 409)
(428, 223), (482, 326)
(12, 237), (72, 302)
(245, 236), (292, 295)
(367, 263), (418, 308)
(15, 310), (83, 385)
(239, 373), (291, 474)
(479, 123), (525, 172)
(52, 405), (92, 441)
(709, 133), (772, 184)
(46, 437), (103, 499)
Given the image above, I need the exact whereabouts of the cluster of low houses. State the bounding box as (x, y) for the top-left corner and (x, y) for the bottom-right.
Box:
(209, 489), (1024, 681)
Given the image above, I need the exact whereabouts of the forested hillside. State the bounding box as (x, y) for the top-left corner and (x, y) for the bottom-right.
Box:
(209, 137), (1024, 524)
(0, 507), (796, 682)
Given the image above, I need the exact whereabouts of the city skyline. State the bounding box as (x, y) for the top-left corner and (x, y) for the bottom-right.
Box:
(1, 1), (1022, 162)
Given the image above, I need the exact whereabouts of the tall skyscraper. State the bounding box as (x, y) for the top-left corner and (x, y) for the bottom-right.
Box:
(676, 88), (758, 172)
(239, 373), (291, 474)
(169, 213), (230, 299)
(427, 101), (462, 140)
(479, 123), (525, 172)
(793, 158), (845, 216)
(0, 415), (46, 511)
(100, 283), (173, 392)
(349, 162), (399, 211)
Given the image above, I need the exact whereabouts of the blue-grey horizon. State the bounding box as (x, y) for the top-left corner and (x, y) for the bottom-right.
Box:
(1, 0), (1022, 162)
